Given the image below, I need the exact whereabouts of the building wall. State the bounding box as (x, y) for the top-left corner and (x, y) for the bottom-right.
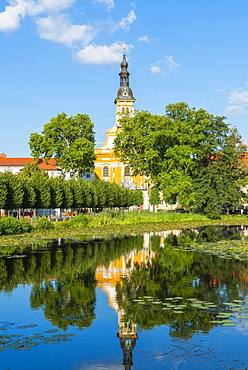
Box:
(0, 165), (61, 178)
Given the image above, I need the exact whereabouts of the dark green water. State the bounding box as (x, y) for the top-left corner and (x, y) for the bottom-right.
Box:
(0, 226), (248, 369)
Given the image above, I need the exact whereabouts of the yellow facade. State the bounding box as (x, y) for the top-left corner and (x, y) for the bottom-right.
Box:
(94, 53), (145, 190)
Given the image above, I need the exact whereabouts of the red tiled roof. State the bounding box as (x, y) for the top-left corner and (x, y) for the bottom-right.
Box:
(0, 158), (58, 171)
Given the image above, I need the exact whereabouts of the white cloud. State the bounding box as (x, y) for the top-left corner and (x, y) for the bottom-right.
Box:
(225, 88), (248, 115)
(114, 10), (136, 31)
(150, 65), (164, 75)
(0, 0), (75, 32)
(0, 3), (23, 32)
(138, 35), (150, 43)
(150, 56), (181, 76)
(93, 0), (114, 10)
(76, 42), (132, 64)
(165, 55), (181, 71)
(0, 0), (135, 66)
(28, 0), (75, 14)
(36, 16), (96, 46)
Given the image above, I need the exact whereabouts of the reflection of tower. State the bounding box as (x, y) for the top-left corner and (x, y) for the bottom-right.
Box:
(117, 306), (137, 370)
(118, 323), (137, 370)
(95, 233), (154, 370)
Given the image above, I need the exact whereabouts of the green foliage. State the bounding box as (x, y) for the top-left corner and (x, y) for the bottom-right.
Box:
(20, 162), (44, 177)
(18, 218), (32, 233)
(0, 174), (8, 210)
(0, 173), (142, 232)
(33, 217), (54, 231)
(29, 112), (95, 176)
(67, 214), (89, 228)
(30, 173), (51, 209)
(149, 187), (160, 206)
(50, 177), (64, 209)
(115, 103), (247, 215)
(0, 217), (31, 235)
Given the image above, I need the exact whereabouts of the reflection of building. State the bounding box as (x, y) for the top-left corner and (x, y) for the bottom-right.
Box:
(95, 234), (155, 370)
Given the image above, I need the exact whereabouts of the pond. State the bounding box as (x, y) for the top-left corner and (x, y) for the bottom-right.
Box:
(0, 226), (248, 369)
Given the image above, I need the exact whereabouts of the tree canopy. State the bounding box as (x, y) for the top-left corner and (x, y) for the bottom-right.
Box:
(0, 172), (143, 212)
(29, 113), (95, 176)
(115, 102), (247, 217)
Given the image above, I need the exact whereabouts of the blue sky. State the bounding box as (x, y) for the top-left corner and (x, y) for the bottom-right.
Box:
(0, 0), (248, 156)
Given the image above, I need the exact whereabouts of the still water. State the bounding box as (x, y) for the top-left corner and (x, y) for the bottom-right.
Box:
(0, 226), (248, 370)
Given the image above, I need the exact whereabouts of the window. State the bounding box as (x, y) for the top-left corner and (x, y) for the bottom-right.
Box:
(126, 107), (129, 114)
(103, 166), (109, 177)
(122, 107), (125, 114)
(124, 166), (131, 176)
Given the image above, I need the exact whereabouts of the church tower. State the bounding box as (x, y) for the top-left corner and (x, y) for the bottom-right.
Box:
(94, 52), (145, 189)
(115, 52), (135, 127)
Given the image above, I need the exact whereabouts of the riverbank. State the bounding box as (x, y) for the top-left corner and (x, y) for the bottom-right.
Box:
(0, 212), (248, 255)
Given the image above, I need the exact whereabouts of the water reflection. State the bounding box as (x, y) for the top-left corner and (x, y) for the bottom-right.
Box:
(1, 226), (248, 369)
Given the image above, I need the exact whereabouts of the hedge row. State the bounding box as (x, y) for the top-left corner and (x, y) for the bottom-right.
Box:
(0, 172), (143, 211)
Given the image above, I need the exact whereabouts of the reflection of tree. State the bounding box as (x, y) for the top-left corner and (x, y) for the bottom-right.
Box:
(30, 272), (96, 330)
(1, 226), (248, 338)
(117, 229), (248, 339)
(195, 225), (242, 243)
(0, 236), (144, 330)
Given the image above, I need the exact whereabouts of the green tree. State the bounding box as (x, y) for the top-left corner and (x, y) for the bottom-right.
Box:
(12, 176), (24, 214)
(63, 181), (73, 209)
(20, 162), (44, 177)
(149, 187), (160, 211)
(0, 174), (8, 211)
(50, 177), (64, 209)
(19, 176), (36, 210)
(133, 190), (143, 207)
(30, 173), (51, 210)
(115, 103), (247, 215)
(29, 113), (95, 176)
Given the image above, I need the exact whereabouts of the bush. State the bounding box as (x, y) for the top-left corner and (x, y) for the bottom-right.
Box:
(206, 212), (221, 220)
(67, 214), (89, 229)
(33, 216), (54, 231)
(0, 217), (29, 235)
(19, 218), (32, 233)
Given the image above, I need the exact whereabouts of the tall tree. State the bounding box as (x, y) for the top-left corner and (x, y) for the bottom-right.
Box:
(0, 174), (8, 212)
(115, 102), (247, 216)
(29, 113), (95, 176)
(149, 187), (160, 211)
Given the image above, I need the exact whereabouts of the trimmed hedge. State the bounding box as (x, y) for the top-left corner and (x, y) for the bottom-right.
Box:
(0, 172), (143, 211)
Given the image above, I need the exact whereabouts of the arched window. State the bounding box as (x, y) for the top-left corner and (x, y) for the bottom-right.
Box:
(103, 166), (109, 177)
(124, 166), (131, 176)
(126, 107), (129, 114)
(122, 107), (125, 114)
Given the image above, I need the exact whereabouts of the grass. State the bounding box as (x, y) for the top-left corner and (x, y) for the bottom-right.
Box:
(0, 211), (248, 255)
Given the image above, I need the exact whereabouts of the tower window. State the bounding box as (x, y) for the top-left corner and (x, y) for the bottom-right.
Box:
(124, 166), (131, 176)
(122, 107), (125, 114)
(126, 107), (129, 114)
(103, 166), (109, 177)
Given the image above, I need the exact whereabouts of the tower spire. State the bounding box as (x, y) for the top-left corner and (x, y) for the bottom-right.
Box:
(115, 52), (135, 102)
(115, 51), (135, 126)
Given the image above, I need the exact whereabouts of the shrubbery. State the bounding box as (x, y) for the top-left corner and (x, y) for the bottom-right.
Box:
(0, 217), (31, 235)
(32, 217), (54, 231)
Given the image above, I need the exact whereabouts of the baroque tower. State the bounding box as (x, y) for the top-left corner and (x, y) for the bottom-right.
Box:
(115, 52), (135, 126)
(94, 52), (145, 189)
